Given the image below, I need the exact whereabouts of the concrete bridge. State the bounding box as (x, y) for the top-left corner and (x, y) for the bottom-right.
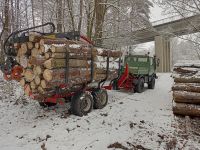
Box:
(130, 14), (200, 72)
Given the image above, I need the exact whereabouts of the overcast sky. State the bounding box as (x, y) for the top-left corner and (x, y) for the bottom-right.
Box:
(150, 2), (164, 22)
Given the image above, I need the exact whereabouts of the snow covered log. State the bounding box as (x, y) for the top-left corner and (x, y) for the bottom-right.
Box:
(173, 103), (200, 117)
(172, 83), (200, 93)
(173, 67), (200, 74)
(174, 77), (200, 83)
(43, 58), (89, 69)
(43, 68), (90, 82)
(40, 38), (81, 45)
(9, 33), (122, 98)
(174, 61), (200, 68)
(173, 91), (200, 104)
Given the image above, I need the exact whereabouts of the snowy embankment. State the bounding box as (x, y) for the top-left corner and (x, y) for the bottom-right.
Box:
(0, 73), (200, 150)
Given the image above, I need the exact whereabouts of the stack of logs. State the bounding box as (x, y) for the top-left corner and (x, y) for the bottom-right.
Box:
(172, 62), (200, 117)
(15, 33), (121, 96)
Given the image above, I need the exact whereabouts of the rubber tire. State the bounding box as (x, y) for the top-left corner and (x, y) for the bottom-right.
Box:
(92, 89), (108, 109)
(135, 78), (145, 93)
(39, 102), (57, 107)
(71, 92), (93, 117)
(148, 77), (155, 89)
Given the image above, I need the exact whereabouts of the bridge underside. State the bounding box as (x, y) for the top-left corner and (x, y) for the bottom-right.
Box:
(129, 14), (200, 72)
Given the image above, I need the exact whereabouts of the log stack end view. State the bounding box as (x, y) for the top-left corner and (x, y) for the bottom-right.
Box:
(14, 33), (122, 100)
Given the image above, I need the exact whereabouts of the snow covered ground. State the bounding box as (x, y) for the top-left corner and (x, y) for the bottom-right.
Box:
(0, 73), (200, 150)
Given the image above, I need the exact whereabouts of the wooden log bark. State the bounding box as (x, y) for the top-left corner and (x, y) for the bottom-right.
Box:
(40, 77), (90, 89)
(173, 103), (200, 117)
(96, 48), (122, 58)
(43, 68), (90, 82)
(173, 67), (199, 74)
(174, 77), (200, 83)
(45, 51), (93, 59)
(43, 58), (89, 69)
(50, 45), (121, 57)
(50, 45), (96, 54)
(173, 91), (200, 104)
(94, 73), (118, 81)
(172, 83), (200, 93)
(40, 39), (80, 45)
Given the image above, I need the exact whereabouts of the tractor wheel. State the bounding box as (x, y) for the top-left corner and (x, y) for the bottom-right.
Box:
(39, 102), (57, 107)
(71, 92), (93, 117)
(92, 89), (108, 109)
(148, 77), (155, 89)
(135, 78), (144, 93)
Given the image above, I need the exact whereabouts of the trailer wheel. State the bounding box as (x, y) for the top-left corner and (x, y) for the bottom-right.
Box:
(39, 102), (56, 107)
(148, 77), (155, 89)
(71, 92), (93, 117)
(135, 78), (144, 93)
(92, 89), (108, 109)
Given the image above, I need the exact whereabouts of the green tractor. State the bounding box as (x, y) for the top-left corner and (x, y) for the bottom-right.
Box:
(111, 54), (159, 93)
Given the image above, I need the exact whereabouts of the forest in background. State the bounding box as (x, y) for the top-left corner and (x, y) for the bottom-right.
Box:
(0, 0), (152, 49)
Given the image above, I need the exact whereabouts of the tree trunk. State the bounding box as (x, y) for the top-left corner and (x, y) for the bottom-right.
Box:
(29, 56), (45, 65)
(173, 103), (200, 117)
(172, 83), (200, 93)
(94, 0), (107, 46)
(41, 0), (44, 32)
(78, 0), (83, 32)
(24, 0), (29, 28)
(173, 91), (200, 104)
(40, 38), (79, 45)
(67, 0), (75, 31)
(43, 58), (89, 69)
(4, 0), (10, 38)
(31, 0), (35, 26)
(57, 0), (63, 32)
(43, 68), (90, 82)
(15, 0), (20, 30)
(174, 77), (200, 83)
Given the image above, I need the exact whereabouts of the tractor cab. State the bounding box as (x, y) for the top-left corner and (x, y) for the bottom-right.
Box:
(124, 55), (157, 76)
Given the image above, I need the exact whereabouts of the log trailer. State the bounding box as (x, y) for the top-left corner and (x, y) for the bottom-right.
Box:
(1, 23), (157, 117)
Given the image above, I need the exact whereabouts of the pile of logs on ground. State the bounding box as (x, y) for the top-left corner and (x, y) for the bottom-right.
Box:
(15, 33), (121, 97)
(172, 62), (200, 117)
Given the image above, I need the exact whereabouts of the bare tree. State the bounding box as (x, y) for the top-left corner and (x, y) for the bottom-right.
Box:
(67, 0), (75, 31)
(31, 0), (35, 27)
(78, 0), (83, 32)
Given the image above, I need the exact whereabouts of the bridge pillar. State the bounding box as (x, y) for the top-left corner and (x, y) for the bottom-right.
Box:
(155, 36), (171, 72)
